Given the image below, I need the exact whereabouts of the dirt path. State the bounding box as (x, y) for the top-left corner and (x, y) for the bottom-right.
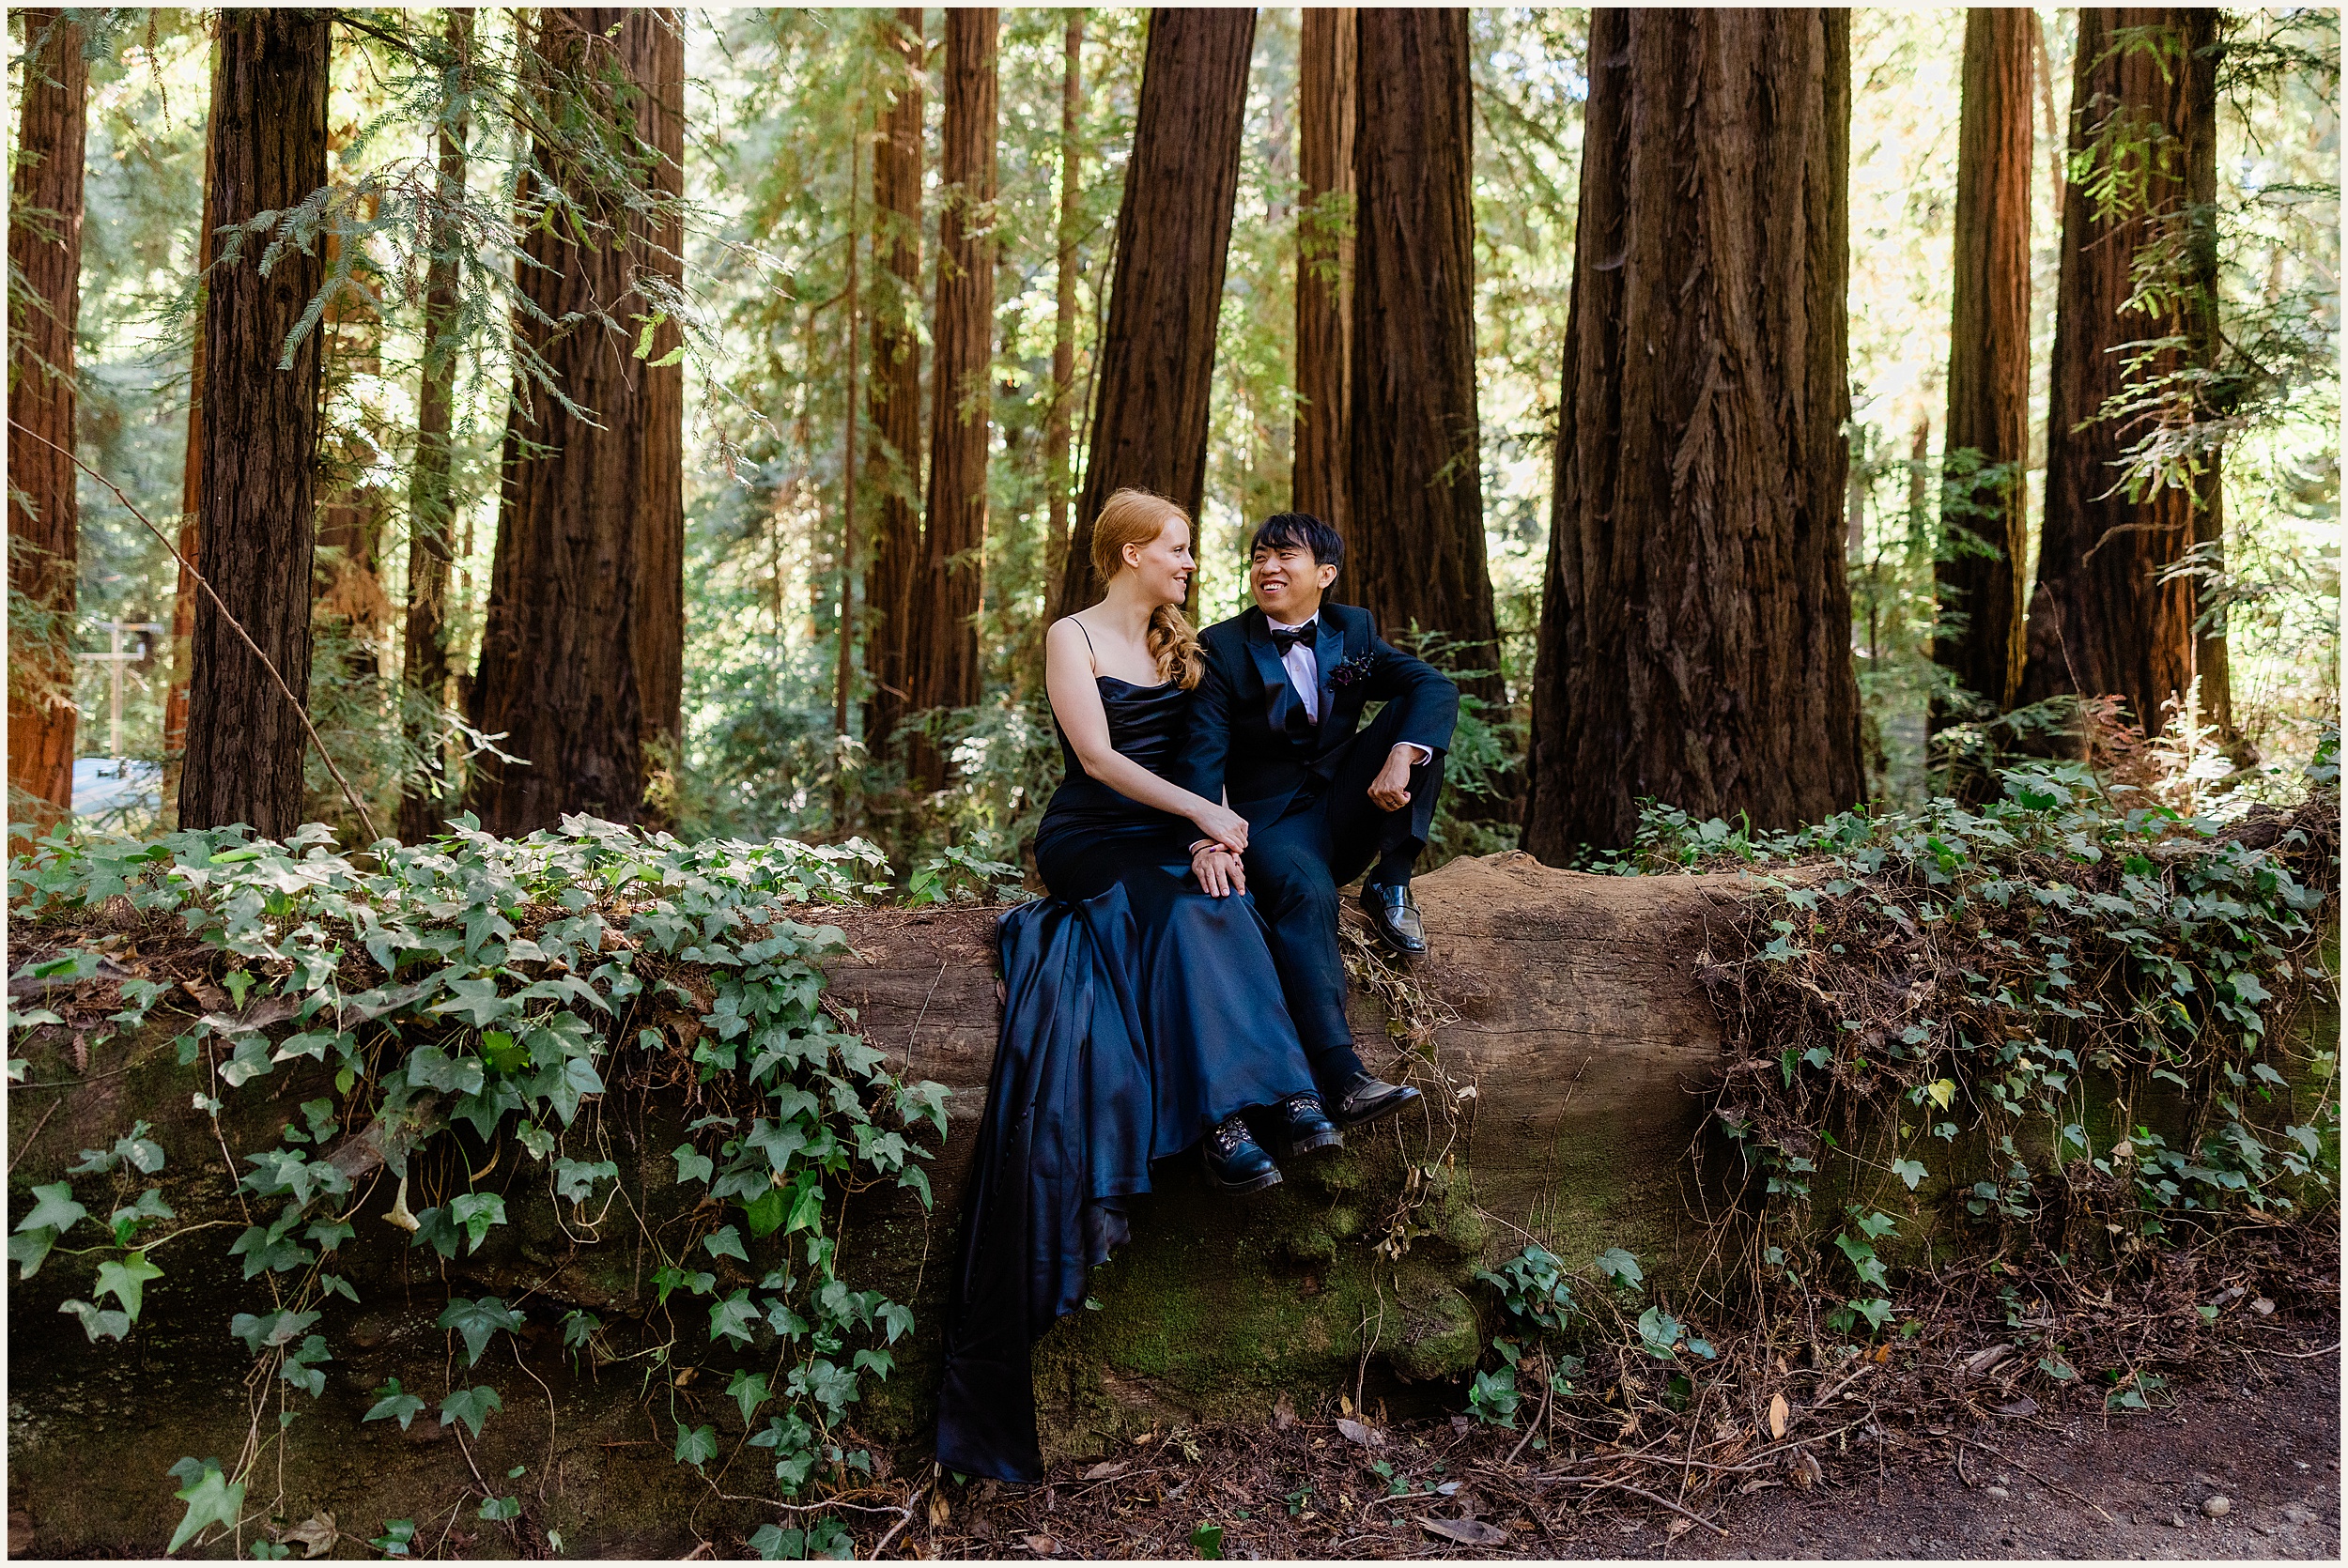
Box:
(918, 1321), (2340, 1561)
(1686, 1324), (2340, 1560)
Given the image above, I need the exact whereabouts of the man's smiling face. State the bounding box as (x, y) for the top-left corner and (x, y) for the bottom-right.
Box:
(1250, 543), (1337, 624)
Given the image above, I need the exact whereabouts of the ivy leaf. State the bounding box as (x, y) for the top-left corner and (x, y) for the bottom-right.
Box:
(1890, 1158), (1928, 1191)
(95, 1251), (165, 1320)
(363, 1378), (426, 1430)
(1926, 1079), (1957, 1110)
(709, 1289), (760, 1346)
(1594, 1248), (1644, 1291)
(702, 1224), (748, 1263)
(672, 1144), (714, 1185)
(478, 1496), (521, 1522)
(403, 1043), (487, 1099)
(439, 1297), (524, 1365)
(230, 1309), (319, 1356)
(17, 1182), (86, 1237)
(427, 976), (516, 1030)
(729, 1369), (770, 1427)
(166, 1458), (245, 1555)
(59, 1298), (132, 1343)
(440, 1384), (502, 1438)
(449, 1192), (507, 1253)
(673, 1423), (719, 1468)
(8, 1228), (56, 1280)
(553, 1157), (618, 1203)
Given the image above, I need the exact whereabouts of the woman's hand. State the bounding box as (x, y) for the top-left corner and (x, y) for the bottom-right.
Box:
(1188, 801), (1250, 856)
(1191, 844), (1247, 898)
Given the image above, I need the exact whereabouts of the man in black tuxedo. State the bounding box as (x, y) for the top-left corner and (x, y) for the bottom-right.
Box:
(1174, 512), (1458, 1129)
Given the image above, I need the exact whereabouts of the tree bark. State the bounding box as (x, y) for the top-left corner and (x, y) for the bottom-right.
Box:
(464, 8), (673, 834)
(315, 195), (390, 682)
(861, 8), (925, 771)
(2016, 9), (2225, 740)
(1291, 8), (1355, 532)
(906, 8), (996, 787)
(1055, 8), (1255, 619)
(1523, 8), (1862, 858)
(6, 8), (87, 835)
(178, 10), (330, 838)
(1932, 9), (2035, 728)
(629, 9), (687, 786)
(162, 85), (219, 808)
(1346, 8), (1501, 715)
(1043, 14), (1084, 581)
(398, 10), (472, 845)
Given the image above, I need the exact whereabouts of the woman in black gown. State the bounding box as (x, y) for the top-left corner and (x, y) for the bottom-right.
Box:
(935, 489), (1341, 1483)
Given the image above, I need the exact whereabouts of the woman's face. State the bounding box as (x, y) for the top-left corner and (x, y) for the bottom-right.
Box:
(1120, 516), (1196, 607)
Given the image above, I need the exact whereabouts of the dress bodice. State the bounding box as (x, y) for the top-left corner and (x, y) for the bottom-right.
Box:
(1054, 675), (1188, 780)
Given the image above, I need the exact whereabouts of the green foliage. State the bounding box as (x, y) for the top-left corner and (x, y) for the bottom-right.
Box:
(1475, 1243), (1575, 1333)
(7, 813), (946, 1549)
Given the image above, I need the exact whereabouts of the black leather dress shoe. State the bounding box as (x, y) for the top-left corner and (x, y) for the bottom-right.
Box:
(1360, 883), (1428, 957)
(1274, 1093), (1343, 1160)
(1202, 1114), (1282, 1194)
(1329, 1071), (1423, 1129)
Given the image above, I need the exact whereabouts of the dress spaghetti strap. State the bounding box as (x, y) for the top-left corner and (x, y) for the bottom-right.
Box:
(1070, 617), (1098, 670)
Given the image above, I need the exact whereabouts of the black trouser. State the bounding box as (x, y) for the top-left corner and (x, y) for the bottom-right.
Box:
(1243, 700), (1444, 1092)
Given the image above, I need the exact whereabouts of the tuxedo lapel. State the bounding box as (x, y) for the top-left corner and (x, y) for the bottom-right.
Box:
(1243, 611), (1313, 744)
(1316, 606), (1357, 724)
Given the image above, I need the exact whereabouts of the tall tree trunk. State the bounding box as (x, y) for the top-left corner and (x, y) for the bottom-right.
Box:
(2016, 8), (2225, 740)
(162, 88), (218, 807)
(1291, 7), (1355, 531)
(315, 195), (389, 682)
(1523, 8), (1861, 859)
(1055, 8), (1255, 619)
(398, 9), (471, 845)
(6, 8), (87, 835)
(630, 9), (687, 792)
(862, 7), (924, 772)
(1346, 8), (1500, 713)
(906, 8), (996, 788)
(465, 8), (672, 834)
(178, 10), (330, 838)
(1932, 8), (2035, 728)
(1043, 14), (1084, 578)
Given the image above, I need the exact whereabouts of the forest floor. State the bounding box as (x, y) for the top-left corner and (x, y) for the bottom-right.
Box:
(910, 1299), (2340, 1561)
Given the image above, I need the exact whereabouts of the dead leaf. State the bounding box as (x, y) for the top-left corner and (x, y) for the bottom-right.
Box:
(1791, 1452), (1824, 1488)
(1665, 1516), (1694, 1537)
(1962, 1343), (2015, 1376)
(1336, 1418), (1381, 1448)
(1022, 1533), (1058, 1555)
(1081, 1461), (1125, 1482)
(2251, 1297), (2276, 1315)
(1996, 1396), (2039, 1418)
(1272, 1391), (1297, 1431)
(1767, 1391), (1789, 1439)
(928, 1491), (950, 1529)
(278, 1513), (337, 1559)
(1420, 1516), (1507, 1546)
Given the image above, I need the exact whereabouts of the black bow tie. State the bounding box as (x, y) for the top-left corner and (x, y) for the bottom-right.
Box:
(1269, 620), (1318, 653)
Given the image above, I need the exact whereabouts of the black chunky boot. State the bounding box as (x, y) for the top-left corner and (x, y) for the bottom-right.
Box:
(1201, 1113), (1282, 1195)
(1274, 1093), (1343, 1160)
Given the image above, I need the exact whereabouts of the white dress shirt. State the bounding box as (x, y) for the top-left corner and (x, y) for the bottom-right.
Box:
(1266, 614), (1430, 763)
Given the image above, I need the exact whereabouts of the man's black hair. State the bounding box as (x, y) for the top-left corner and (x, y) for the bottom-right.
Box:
(1249, 511), (1345, 577)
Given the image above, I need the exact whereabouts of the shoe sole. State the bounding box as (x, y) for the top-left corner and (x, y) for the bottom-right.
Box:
(1206, 1163), (1284, 1196)
(1335, 1088), (1423, 1130)
(1281, 1128), (1345, 1161)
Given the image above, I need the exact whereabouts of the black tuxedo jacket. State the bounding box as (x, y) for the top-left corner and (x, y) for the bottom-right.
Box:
(1176, 602), (1459, 827)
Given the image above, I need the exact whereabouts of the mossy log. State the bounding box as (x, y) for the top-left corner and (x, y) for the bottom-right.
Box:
(8, 852), (1750, 1555)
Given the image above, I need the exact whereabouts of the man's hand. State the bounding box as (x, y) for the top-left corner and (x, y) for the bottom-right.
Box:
(1191, 844), (1246, 898)
(1367, 744), (1419, 812)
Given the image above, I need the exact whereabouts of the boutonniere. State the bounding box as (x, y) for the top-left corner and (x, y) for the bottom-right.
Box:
(1329, 650), (1376, 690)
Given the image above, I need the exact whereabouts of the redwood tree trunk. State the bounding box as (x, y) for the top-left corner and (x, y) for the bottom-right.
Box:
(862, 7), (925, 769)
(6, 8), (87, 834)
(178, 10), (329, 838)
(1932, 8), (2035, 729)
(1043, 13), (1084, 582)
(1523, 8), (1861, 858)
(162, 96), (219, 805)
(1346, 8), (1500, 713)
(906, 8), (996, 786)
(630, 8), (687, 786)
(1291, 7), (1355, 532)
(1055, 8), (1255, 619)
(2017, 8), (2225, 739)
(465, 8), (671, 834)
(398, 9), (471, 845)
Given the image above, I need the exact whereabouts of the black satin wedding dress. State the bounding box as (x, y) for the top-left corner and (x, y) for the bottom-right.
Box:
(933, 673), (1318, 1483)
